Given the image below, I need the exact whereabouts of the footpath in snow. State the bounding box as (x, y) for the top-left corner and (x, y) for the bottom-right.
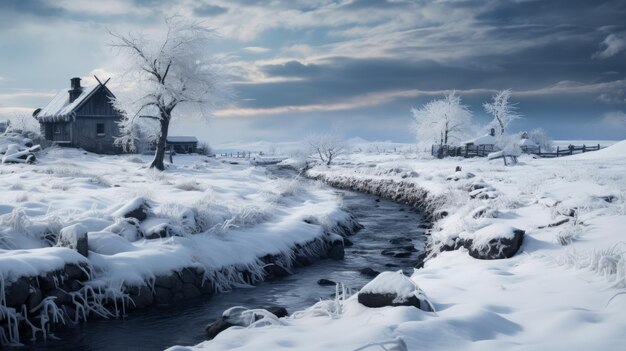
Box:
(170, 140), (626, 351)
(0, 145), (357, 345)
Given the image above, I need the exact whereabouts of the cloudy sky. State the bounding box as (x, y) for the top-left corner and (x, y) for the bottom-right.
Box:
(1, 0), (626, 145)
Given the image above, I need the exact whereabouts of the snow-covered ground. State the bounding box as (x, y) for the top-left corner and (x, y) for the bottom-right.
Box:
(171, 139), (626, 351)
(0, 145), (353, 344)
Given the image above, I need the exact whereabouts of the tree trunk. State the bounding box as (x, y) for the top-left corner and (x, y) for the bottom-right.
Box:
(150, 115), (170, 171)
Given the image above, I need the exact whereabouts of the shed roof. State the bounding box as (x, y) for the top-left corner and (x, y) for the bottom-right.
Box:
(34, 84), (111, 123)
(167, 136), (198, 143)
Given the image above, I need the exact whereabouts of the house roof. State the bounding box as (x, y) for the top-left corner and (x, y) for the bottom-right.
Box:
(167, 136), (198, 143)
(34, 84), (113, 123)
(464, 133), (497, 145)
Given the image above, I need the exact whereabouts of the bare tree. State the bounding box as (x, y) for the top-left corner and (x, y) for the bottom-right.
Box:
(484, 89), (521, 136)
(412, 91), (473, 148)
(308, 133), (346, 166)
(110, 16), (231, 170)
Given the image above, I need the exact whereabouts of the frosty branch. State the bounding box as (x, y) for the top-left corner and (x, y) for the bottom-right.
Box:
(484, 89), (520, 136)
(109, 16), (231, 170)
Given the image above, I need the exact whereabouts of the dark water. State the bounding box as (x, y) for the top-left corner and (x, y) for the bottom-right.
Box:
(20, 178), (425, 351)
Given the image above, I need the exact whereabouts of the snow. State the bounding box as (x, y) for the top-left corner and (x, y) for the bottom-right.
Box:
(359, 270), (418, 300)
(458, 223), (517, 248)
(35, 84), (101, 122)
(464, 133), (496, 145)
(518, 138), (537, 147)
(58, 223), (87, 248)
(0, 247), (88, 283)
(570, 139), (626, 160)
(0, 145), (348, 291)
(112, 196), (148, 219)
(172, 138), (626, 351)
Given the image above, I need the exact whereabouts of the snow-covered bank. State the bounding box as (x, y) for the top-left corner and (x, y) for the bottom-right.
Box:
(0, 147), (358, 345)
(171, 140), (626, 350)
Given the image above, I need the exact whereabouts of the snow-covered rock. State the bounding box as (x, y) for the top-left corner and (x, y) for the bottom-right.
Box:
(205, 306), (289, 340)
(357, 271), (432, 311)
(57, 223), (89, 257)
(458, 223), (524, 260)
(113, 196), (150, 222)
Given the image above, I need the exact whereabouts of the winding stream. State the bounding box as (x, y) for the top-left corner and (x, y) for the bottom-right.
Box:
(20, 173), (425, 351)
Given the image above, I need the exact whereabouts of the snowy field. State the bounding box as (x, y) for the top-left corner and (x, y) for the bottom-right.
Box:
(0, 144), (353, 344)
(171, 139), (626, 351)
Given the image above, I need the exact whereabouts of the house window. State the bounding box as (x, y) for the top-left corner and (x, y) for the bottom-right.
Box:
(54, 124), (61, 134)
(96, 123), (105, 136)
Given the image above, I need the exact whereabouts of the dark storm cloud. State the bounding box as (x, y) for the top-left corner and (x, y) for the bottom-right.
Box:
(193, 4), (228, 17)
(342, 0), (410, 10)
(242, 58), (483, 108)
(476, 0), (626, 28)
(262, 61), (323, 77)
(233, 0), (626, 118)
(0, 0), (67, 18)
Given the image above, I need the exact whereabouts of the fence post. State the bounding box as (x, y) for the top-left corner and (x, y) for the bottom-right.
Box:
(556, 146), (559, 157)
(597, 143), (600, 151)
(583, 145), (586, 153)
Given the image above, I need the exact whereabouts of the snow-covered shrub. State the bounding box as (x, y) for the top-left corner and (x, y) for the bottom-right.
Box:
(555, 223), (583, 246)
(159, 203), (198, 235)
(174, 179), (203, 191)
(42, 164), (89, 178)
(191, 194), (230, 232)
(50, 181), (70, 191)
(197, 142), (212, 156)
(495, 134), (522, 157)
(127, 156), (144, 164)
(529, 128), (553, 151)
(210, 204), (273, 236)
(145, 168), (171, 185)
(89, 175), (111, 187)
(292, 283), (353, 320)
(1, 207), (31, 233)
(562, 243), (626, 288)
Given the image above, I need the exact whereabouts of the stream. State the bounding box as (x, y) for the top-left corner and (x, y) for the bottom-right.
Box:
(22, 172), (425, 351)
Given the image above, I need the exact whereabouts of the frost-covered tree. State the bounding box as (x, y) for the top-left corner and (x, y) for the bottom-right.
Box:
(411, 91), (473, 147)
(308, 133), (346, 166)
(114, 116), (159, 153)
(484, 89), (520, 136)
(529, 128), (553, 151)
(110, 16), (231, 170)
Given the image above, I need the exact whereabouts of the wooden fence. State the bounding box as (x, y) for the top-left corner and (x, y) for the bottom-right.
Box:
(432, 144), (603, 159)
(521, 144), (602, 158)
(432, 144), (495, 158)
(219, 151), (252, 159)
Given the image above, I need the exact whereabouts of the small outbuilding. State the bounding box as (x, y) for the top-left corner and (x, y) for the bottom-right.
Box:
(166, 136), (198, 154)
(33, 77), (123, 154)
(464, 128), (497, 148)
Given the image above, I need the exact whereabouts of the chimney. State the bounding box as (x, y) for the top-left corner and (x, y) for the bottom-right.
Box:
(68, 77), (82, 103)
